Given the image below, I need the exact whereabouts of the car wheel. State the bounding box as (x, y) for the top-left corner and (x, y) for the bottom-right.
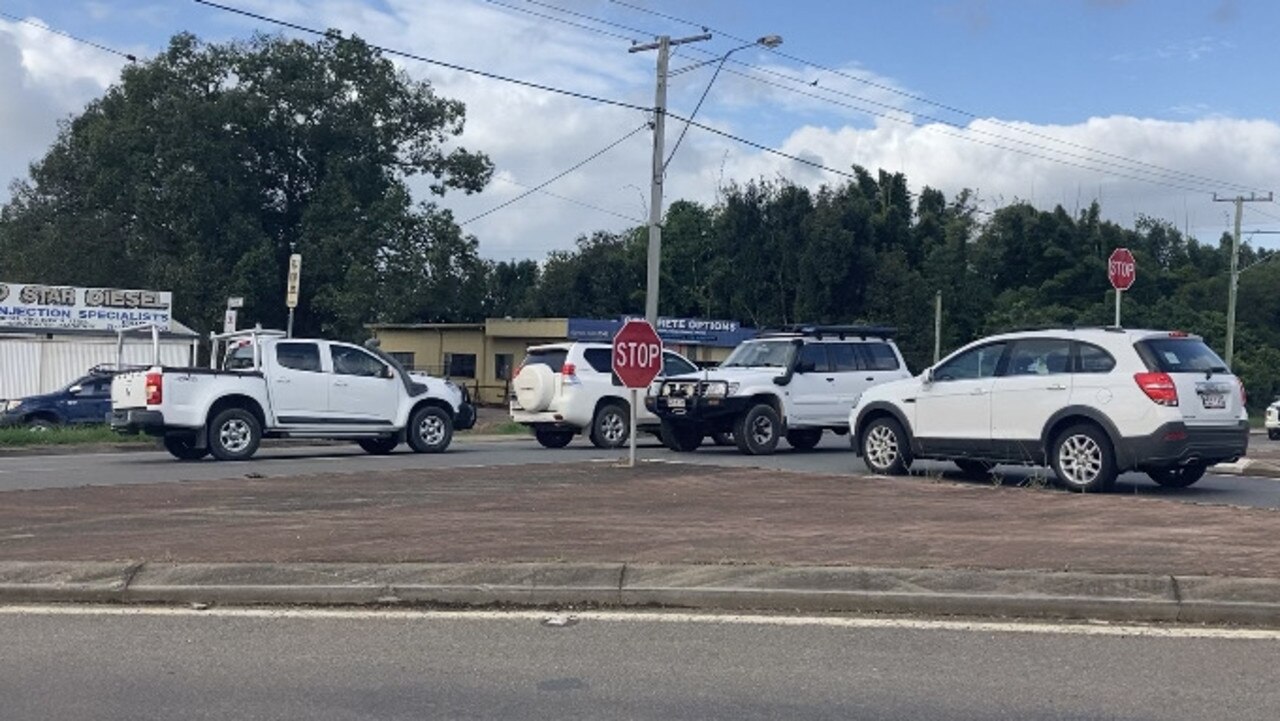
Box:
(786, 428), (823, 451)
(207, 408), (261, 461)
(660, 420), (702, 452)
(589, 402), (630, 449)
(734, 404), (781, 456)
(26, 418), (57, 432)
(407, 405), (453, 453)
(1147, 463), (1207, 488)
(534, 428), (575, 449)
(358, 437), (399, 455)
(954, 459), (995, 479)
(711, 431), (734, 446)
(860, 417), (912, 475)
(163, 433), (209, 461)
(1050, 423), (1117, 493)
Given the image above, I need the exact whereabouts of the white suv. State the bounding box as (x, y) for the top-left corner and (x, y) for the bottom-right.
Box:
(851, 328), (1249, 492)
(510, 342), (699, 448)
(649, 326), (911, 454)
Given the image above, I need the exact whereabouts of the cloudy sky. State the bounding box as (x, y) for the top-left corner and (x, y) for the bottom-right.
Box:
(1, 0), (1278, 260)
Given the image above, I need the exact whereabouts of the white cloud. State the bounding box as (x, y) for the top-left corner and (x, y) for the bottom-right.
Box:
(0, 17), (129, 193)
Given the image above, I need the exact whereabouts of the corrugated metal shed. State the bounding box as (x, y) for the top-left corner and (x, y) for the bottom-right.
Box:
(0, 322), (200, 399)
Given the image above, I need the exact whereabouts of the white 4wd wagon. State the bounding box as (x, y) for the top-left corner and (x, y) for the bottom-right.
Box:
(851, 328), (1249, 491)
(510, 342), (699, 449)
(649, 326), (910, 454)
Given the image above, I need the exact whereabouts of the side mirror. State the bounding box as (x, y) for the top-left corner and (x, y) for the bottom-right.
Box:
(923, 368), (935, 385)
(68, 385), (83, 395)
(383, 366), (396, 380)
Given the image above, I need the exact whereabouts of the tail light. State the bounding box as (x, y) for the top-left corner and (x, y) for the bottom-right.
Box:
(1134, 372), (1177, 406)
(1238, 378), (1247, 407)
(561, 362), (577, 377)
(145, 372), (163, 406)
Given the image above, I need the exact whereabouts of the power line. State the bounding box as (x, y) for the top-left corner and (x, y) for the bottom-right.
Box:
(460, 122), (649, 226)
(490, 177), (645, 224)
(0, 10), (137, 62)
(480, 0), (637, 43)
(1248, 206), (1280, 223)
(604, 0), (1267, 196)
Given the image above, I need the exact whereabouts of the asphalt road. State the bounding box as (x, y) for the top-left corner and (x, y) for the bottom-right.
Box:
(2, 606), (1278, 721)
(1, 434), (1278, 508)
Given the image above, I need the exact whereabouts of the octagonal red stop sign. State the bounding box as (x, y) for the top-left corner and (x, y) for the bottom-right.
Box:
(1108, 247), (1136, 291)
(612, 319), (663, 388)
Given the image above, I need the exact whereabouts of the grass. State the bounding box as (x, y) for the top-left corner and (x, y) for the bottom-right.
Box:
(0, 424), (153, 448)
(487, 420), (532, 435)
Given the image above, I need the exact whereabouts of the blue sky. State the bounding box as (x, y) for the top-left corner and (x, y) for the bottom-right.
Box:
(1, 0), (1277, 258)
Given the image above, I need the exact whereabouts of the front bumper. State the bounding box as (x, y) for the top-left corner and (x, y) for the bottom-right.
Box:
(109, 409), (166, 435)
(648, 394), (751, 431)
(1119, 421), (1249, 469)
(0, 412), (25, 428)
(455, 402), (477, 431)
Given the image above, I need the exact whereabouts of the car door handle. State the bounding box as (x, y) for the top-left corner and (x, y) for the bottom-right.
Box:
(276, 378), (291, 384)
(334, 381), (349, 387)
(970, 389), (987, 395)
(1046, 384), (1068, 391)
(825, 377), (835, 382)
(865, 377), (874, 382)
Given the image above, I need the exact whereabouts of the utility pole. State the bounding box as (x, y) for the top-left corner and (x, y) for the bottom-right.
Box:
(630, 33), (711, 325)
(933, 291), (942, 364)
(1213, 192), (1273, 366)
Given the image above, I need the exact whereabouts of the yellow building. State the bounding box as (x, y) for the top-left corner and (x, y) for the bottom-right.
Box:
(369, 317), (754, 405)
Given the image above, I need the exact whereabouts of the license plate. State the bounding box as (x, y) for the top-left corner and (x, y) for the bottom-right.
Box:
(1201, 393), (1225, 409)
(667, 398), (686, 409)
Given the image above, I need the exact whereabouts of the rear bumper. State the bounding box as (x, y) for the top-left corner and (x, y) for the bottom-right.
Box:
(1119, 421), (1249, 469)
(109, 409), (167, 435)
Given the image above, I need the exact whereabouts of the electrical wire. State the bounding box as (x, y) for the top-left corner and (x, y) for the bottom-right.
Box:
(490, 177), (645, 223)
(460, 122), (649, 226)
(606, 0), (1269, 196)
(0, 9), (137, 62)
(663, 52), (729, 173)
(1248, 206), (1280, 223)
(480, 0), (637, 43)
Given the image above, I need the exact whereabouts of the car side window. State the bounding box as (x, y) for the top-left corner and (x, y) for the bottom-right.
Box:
(860, 342), (901, 371)
(276, 342), (322, 372)
(795, 343), (831, 373)
(662, 352), (698, 377)
(934, 342), (1007, 382)
(330, 345), (389, 378)
(1006, 338), (1072, 376)
(1075, 343), (1117, 374)
(828, 343), (861, 372)
(86, 379), (112, 396)
(582, 348), (612, 373)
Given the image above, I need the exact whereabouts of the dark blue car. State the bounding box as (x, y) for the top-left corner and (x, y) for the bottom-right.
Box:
(0, 371), (117, 430)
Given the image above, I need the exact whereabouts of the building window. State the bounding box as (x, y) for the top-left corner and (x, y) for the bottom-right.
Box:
(388, 352), (416, 370)
(444, 352), (477, 379)
(495, 353), (514, 381)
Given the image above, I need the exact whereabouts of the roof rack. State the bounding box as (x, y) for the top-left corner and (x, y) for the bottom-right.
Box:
(759, 324), (897, 340)
(993, 324), (1127, 334)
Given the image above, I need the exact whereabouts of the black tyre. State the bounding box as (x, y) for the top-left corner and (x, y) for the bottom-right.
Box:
(358, 437), (399, 455)
(589, 402), (630, 449)
(660, 421), (702, 452)
(163, 434), (209, 461)
(1147, 463), (1207, 489)
(711, 431), (734, 446)
(734, 404), (781, 456)
(786, 428), (823, 451)
(407, 405), (453, 453)
(206, 407), (261, 461)
(860, 417), (912, 475)
(26, 417), (57, 432)
(954, 459), (995, 479)
(534, 428), (575, 448)
(1049, 423), (1117, 493)
(1269, 430), (1280, 441)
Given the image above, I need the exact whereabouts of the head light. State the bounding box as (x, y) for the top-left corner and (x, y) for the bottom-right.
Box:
(4, 400), (22, 412)
(700, 381), (739, 397)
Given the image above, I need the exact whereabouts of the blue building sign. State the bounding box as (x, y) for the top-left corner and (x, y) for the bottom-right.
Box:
(567, 316), (756, 348)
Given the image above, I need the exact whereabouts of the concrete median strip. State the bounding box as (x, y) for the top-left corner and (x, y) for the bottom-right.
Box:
(1, 560), (1278, 627)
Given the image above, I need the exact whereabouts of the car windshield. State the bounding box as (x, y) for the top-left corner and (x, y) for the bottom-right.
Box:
(1137, 338), (1230, 374)
(721, 340), (794, 368)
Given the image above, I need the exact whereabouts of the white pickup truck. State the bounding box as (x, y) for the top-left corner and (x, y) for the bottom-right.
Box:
(110, 327), (475, 461)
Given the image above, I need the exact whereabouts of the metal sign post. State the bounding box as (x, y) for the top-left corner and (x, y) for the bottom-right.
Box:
(285, 254), (302, 338)
(1107, 248), (1136, 328)
(629, 388), (639, 467)
(612, 319), (664, 468)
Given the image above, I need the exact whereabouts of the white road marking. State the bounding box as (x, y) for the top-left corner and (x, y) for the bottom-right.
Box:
(0, 605), (1277, 640)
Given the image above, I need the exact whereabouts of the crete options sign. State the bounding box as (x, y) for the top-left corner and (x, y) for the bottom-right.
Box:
(0, 282), (172, 331)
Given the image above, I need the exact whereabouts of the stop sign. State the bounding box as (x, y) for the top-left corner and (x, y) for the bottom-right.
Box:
(1108, 248), (1136, 291)
(612, 320), (663, 388)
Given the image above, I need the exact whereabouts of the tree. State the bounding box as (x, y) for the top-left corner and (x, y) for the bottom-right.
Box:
(0, 31), (492, 339)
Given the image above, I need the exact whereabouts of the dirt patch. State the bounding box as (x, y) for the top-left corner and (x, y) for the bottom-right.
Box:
(0, 462), (1277, 578)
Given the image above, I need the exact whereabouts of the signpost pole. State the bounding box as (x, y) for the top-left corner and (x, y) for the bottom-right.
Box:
(1114, 289), (1121, 328)
(629, 389), (638, 468)
(286, 254), (302, 338)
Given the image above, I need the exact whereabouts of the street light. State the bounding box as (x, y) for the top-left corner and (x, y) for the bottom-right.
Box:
(631, 33), (783, 326)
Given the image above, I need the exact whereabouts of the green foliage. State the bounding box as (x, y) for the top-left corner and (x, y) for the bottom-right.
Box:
(0, 31), (492, 340)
